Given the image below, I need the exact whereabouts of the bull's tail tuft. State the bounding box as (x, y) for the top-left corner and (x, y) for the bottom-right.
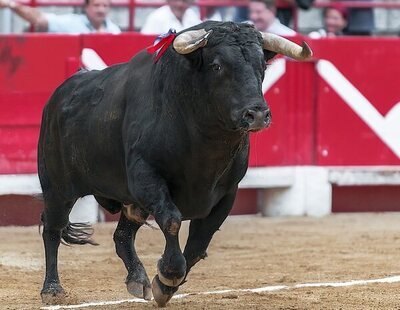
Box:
(61, 222), (99, 246)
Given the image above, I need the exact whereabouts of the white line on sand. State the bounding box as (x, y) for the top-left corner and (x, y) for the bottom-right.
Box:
(41, 275), (400, 310)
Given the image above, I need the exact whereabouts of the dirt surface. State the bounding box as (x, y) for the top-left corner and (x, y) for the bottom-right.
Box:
(1, 213), (400, 309)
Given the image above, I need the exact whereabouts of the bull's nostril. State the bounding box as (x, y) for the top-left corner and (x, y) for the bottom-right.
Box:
(242, 108), (270, 131)
(245, 112), (255, 123)
(264, 110), (271, 121)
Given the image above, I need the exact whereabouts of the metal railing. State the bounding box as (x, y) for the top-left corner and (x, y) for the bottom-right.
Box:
(14, 0), (400, 32)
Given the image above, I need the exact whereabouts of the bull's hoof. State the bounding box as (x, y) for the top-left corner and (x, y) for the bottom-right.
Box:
(125, 266), (152, 300)
(157, 270), (185, 287)
(151, 275), (177, 307)
(127, 280), (152, 300)
(40, 283), (66, 305)
(157, 258), (186, 287)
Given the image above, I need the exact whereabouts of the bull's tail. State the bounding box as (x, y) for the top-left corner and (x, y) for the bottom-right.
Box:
(61, 222), (99, 246)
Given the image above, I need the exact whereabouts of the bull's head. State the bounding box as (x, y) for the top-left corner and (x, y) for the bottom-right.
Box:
(171, 22), (312, 133)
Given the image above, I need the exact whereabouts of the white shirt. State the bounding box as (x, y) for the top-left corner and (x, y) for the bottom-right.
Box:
(309, 29), (327, 39)
(140, 5), (202, 35)
(264, 18), (296, 36)
(45, 13), (121, 34)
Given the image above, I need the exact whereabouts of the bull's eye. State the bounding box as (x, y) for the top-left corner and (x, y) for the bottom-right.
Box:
(212, 63), (221, 71)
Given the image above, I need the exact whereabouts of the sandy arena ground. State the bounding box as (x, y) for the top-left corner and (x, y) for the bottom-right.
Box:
(1, 213), (400, 310)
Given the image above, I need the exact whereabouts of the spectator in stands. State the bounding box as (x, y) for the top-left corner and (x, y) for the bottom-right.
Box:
(0, 0), (120, 33)
(249, 0), (296, 36)
(309, 6), (348, 38)
(204, 7), (223, 22)
(233, 6), (249, 23)
(346, 1), (374, 35)
(140, 0), (201, 35)
(277, 0), (315, 27)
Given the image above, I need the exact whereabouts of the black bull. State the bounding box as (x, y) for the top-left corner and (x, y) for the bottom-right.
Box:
(38, 21), (311, 306)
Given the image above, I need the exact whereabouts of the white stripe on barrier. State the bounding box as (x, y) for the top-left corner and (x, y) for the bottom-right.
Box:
(316, 59), (400, 159)
(262, 58), (286, 94)
(81, 48), (108, 71)
(41, 275), (400, 310)
(0, 174), (41, 195)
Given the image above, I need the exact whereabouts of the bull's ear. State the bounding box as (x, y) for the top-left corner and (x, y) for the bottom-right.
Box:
(264, 50), (277, 62)
(183, 49), (204, 70)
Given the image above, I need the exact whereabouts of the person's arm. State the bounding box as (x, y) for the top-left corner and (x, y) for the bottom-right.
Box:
(0, 0), (49, 31)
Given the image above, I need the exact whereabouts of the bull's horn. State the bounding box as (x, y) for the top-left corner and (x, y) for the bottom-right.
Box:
(173, 29), (213, 55)
(261, 32), (312, 60)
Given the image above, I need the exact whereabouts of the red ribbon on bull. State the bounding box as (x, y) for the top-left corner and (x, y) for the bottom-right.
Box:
(147, 29), (177, 63)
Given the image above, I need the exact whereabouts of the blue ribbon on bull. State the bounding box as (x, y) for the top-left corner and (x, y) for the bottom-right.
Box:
(146, 29), (177, 63)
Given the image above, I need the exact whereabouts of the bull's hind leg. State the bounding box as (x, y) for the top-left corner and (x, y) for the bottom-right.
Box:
(40, 193), (75, 304)
(113, 206), (152, 300)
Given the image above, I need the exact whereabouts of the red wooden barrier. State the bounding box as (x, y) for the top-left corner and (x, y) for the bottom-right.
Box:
(0, 35), (82, 173)
(1, 34), (400, 175)
(248, 60), (316, 166)
(1, 34), (400, 224)
(313, 37), (400, 165)
(248, 37), (400, 166)
(81, 33), (155, 64)
(0, 34), (155, 173)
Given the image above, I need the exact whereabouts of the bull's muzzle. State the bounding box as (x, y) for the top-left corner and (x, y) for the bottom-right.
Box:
(243, 109), (271, 132)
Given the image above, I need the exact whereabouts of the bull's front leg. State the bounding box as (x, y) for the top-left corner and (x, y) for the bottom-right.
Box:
(150, 190), (236, 305)
(151, 199), (186, 307)
(183, 191), (236, 273)
(127, 158), (186, 307)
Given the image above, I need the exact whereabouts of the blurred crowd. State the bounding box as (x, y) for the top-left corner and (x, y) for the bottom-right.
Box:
(0, 0), (396, 37)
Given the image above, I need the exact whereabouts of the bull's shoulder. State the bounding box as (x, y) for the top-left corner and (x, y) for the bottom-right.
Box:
(129, 50), (153, 67)
(127, 50), (153, 79)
